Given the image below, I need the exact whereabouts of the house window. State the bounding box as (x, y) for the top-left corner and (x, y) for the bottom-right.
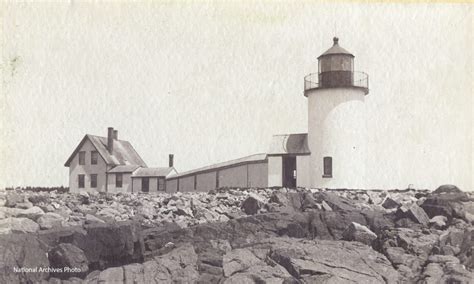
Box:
(323, 157), (332, 178)
(79, 151), (86, 165)
(116, 173), (123, 188)
(91, 151), (98, 165)
(90, 174), (98, 188)
(78, 174), (85, 188)
(158, 178), (165, 191)
(142, 178), (149, 192)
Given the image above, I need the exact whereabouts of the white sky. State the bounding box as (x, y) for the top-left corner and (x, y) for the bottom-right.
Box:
(1, 2), (472, 190)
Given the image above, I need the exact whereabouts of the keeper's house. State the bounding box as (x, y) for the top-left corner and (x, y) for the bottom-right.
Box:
(64, 127), (176, 193)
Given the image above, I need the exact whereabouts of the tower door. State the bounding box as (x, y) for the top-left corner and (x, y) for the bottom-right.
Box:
(282, 156), (297, 188)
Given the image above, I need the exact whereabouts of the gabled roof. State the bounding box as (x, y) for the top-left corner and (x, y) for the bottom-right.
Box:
(268, 133), (310, 155)
(132, 167), (176, 178)
(167, 153), (267, 179)
(64, 134), (147, 167)
(318, 37), (354, 59)
(108, 165), (141, 173)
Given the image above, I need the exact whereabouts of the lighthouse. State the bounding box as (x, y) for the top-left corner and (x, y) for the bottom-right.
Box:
(304, 37), (369, 189)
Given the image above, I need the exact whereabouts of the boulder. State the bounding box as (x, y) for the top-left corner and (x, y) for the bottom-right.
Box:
(396, 203), (430, 225)
(37, 212), (64, 230)
(85, 214), (105, 224)
(422, 254), (474, 283)
(223, 264), (293, 284)
(241, 193), (266, 215)
(17, 206), (45, 221)
(321, 200), (332, 211)
(137, 204), (156, 220)
(464, 211), (474, 224)
(0, 234), (49, 283)
(97, 208), (121, 220)
(71, 221), (144, 269)
(378, 228), (439, 262)
(365, 191), (385, 205)
(144, 243), (199, 283)
(28, 194), (51, 205)
(49, 243), (89, 279)
(123, 263), (145, 284)
(1, 207), (24, 218)
(223, 248), (261, 277)
(269, 191), (291, 207)
(269, 238), (399, 283)
(420, 190), (470, 220)
(15, 201), (33, 209)
(98, 266), (124, 282)
(78, 191), (90, 205)
(320, 211), (367, 240)
(382, 197), (401, 209)
(0, 217), (40, 233)
(383, 247), (424, 281)
(429, 215), (447, 229)
(301, 192), (319, 211)
(360, 210), (395, 235)
(458, 227), (474, 269)
(342, 222), (378, 246)
(84, 270), (101, 283)
(5, 193), (24, 208)
(315, 192), (358, 212)
(433, 184), (462, 194)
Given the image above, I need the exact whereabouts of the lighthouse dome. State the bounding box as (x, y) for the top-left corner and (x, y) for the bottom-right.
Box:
(318, 37), (354, 59)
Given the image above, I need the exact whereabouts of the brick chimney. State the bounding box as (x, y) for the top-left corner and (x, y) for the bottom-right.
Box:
(107, 127), (114, 153)
(169, 154), (174, 167)
(113, 130), (118, 140)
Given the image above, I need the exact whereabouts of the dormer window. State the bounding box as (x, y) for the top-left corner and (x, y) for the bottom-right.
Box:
(79, 151), (86, 165)
(91, 151), (98, 165)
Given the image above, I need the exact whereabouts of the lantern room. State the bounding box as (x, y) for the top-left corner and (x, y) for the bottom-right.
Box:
(318, 37), (354, 87)
(304, 37), (369, 96)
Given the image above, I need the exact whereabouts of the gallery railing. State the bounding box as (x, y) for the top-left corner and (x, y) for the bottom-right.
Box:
(304, 71), (369, 95)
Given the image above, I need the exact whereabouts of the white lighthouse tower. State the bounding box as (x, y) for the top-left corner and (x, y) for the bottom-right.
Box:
(304, 37), (369, 189)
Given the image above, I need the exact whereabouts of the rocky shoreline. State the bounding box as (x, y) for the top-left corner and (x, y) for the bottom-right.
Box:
(0, 185), (473, 283)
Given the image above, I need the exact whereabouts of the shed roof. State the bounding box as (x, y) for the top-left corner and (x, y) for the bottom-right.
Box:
(132, 167), (176, 178)
(64, 134), (147, 167)
(318, 37), (354, 59)
(268, 133), (310, 155)
(167, 153), (267, 179)
(108, 165), (141, 173)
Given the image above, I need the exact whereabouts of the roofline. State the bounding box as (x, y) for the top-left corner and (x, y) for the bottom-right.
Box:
(267, 153), (311, 157)
(317, 53), (354, 59)
(130, 167), (176, 178)
(88, 134), (148, 167)
(120, 138), (148, 168)
(64, 134), (147, 167)
(166, 155), (267, 181)
(64, 135), (101, 167)
(272, 133), (308, 137)
(131, 175), (168, 178)
(106, 166), (141, 174)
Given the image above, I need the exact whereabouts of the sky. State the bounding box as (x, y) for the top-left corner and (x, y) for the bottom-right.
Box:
(1, 2), (472, 190)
